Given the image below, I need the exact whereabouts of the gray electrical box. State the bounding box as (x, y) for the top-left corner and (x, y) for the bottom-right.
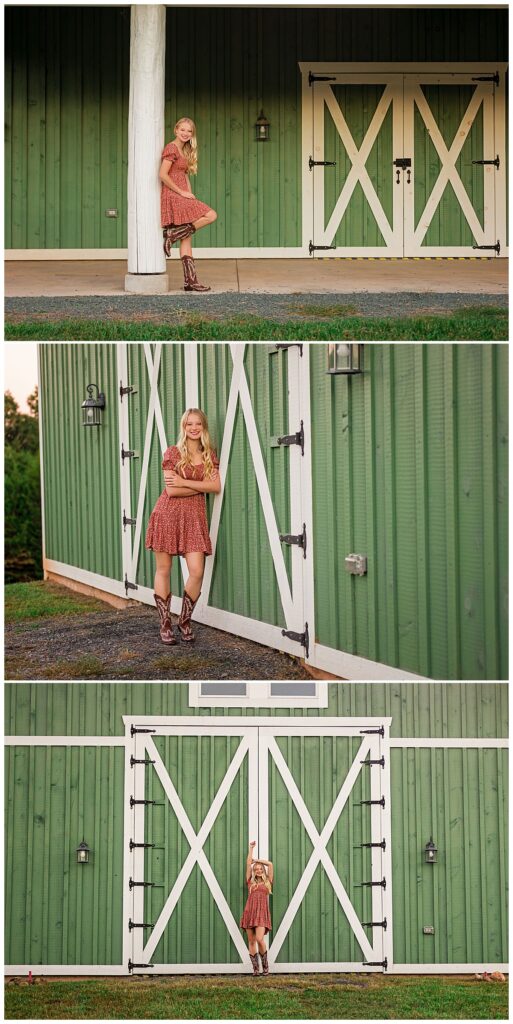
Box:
(345, 554), (367, 576)
(423, 926), (435, 935)
(105, 208), (118, 218)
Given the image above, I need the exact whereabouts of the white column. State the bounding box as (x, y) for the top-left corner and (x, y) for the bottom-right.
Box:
(125, 4), (168, 293)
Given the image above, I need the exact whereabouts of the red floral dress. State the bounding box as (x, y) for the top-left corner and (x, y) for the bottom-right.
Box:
(160, 142), (213, 227)
(240, 881), (272, 934)
(145, 446), (218, 556)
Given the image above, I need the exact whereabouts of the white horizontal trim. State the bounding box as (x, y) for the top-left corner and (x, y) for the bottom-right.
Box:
(311, 641), (429, 681)
(6, 247), (307, 261)
(6, 249), (129, 261)
(299, 62), (508, 74)
(44, 560), (128, 599)
(390, 738), (508, 749)
(122, 715), (394, 729)
(4, 736), (126, 746)
(389, 964), (509, 975)
(144, 961), (382, 974)
(5, 965), (126, 976)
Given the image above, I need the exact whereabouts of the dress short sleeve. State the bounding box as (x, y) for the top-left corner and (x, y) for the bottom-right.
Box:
(162, 445), (179, 470)
(162, 142), (178, 162)
(212, 450), (220, 469)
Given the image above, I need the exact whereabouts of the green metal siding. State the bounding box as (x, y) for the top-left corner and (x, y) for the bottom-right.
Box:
(6, 6), (506, 249)
(310, 344), (508, 679)
(40, 344), (122, 581)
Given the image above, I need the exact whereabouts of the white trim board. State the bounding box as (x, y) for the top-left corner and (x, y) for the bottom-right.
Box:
(5, 962), (508, 977)
(4, 736), (126, 746)
(188, 682), (328, 708)
(6, 247), (307, 260)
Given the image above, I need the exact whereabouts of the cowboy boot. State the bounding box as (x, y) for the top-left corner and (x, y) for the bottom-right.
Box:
(259, 949), (269, 976)
(249, 952), (260, 976)
(178, 589), (199, 642)
(181, 254), (211, 292)
(163, 223), (196, 257)
(153, 593), (177, 645)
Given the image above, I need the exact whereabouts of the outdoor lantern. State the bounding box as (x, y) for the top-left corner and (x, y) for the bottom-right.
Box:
(76, 839), (91, 864)
(255, 109), (270, 142)
(81, 383), (106, 427)
(327, 343), (363, 375)
(425, 837), (438, 864)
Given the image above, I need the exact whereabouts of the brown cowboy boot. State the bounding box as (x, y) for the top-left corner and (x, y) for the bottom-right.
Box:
(153, 593), (177, 645)
(259, 949), (269, 975)
(178, 589), (199, 642)
(163, 223), (196, 257)
(249, 952), (260, 976)
(181, 254), (211, 292)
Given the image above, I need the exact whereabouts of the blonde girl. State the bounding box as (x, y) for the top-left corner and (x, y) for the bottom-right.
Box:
(145, 409), (221, 644)
(159, 117), (217, 292)
(240, 841), (273, 976)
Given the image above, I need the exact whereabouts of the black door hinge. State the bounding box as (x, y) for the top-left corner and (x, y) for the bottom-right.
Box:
(362, 918), (388, 930)
(128, 960), (154, 973)
(130, 797), (163, 808)
(277, 421), (304, 456)
(355, 877), (387, 889)
(129, 878), (164, 890)
(281, 622), (309, 659)
(472, 155), (500, 168)
(121, 444), (137, 463)
(130, 726), (156, 736)
(354, 839), (387, 851)
(120, 384), (137, 400)
(309, 241), (336, 256)
(130, 756), (155, 767)
(360, 726), (385, 737)
(128, 919), (155, 931)
(125, 574), (138, 596)
(363, 957), (388, 969)
(309, 72), (336, 86)
(129, 840), (161, 851)
(123, 511), (136, 531)
(472, 72), (499, 85)
(472, 240), (500, 255)
(276, 343), (303, 356)
(360, 756), (385, 768)
(356, 797), (385, 808)
(279, 523), (307, 559)
(309, 156), (336, 170)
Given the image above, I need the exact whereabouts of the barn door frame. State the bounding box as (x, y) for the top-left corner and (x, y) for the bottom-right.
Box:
(300, 62), (507, 258)
(123, 715), (392, 974)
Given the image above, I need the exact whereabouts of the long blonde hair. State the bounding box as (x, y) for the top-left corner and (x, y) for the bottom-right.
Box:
(250, 865), (272, 894)
(175, 408), (216, 478)
(175, 117), (198, 175)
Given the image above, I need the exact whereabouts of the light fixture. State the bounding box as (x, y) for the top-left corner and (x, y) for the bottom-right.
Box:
(81, 384), (106, 427)
(76, 839), (91, 864)
(255, 109), (270, 142)
(425, 837), (438, 864)
(327, 343), (363, 375)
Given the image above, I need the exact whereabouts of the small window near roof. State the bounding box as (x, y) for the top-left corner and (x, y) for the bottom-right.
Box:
(189, 683), (328, 708)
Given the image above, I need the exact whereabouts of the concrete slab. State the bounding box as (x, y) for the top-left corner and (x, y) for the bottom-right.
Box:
(5, 257), (508, 298)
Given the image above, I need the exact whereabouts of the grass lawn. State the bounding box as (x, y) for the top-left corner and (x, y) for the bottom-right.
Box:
(4, 306), (508, 340)
(5, 580), (108, 623)
(4, 975), (508, 1020)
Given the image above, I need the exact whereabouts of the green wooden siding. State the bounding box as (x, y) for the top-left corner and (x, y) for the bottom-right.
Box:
(5, 6), (506, 249)
(40, 344), (122, 581)
(310, 344), (508, 679)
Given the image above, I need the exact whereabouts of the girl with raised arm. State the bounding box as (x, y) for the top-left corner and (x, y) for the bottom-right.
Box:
(240, 840), (273, 976)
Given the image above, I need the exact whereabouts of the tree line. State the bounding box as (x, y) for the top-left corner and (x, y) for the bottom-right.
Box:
(5, 389), (42, 583)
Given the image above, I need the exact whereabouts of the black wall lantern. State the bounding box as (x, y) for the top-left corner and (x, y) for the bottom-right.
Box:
(82, 384), (106, 427)
(327, 343), (363, 375)
(76, 839), (91, 864)
(425, 837), (438, 864)
(255, 109), (270, 142)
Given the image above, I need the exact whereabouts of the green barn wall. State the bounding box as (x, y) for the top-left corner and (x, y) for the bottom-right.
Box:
(310, 344), (508, 679)
(5, 6), (507, 249)
(5, 684), (508, 968)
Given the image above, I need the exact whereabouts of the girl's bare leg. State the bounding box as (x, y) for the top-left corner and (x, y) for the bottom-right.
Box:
(154, 551), (173, 598)
(192, 209), (217, 231)
(184, 551), (205, 601)
(255, 927), (266, 955)
(246, 928), (257, 956)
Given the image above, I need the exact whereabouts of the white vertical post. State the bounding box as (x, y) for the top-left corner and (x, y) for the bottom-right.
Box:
(125, 5), (168, 293)
(117, 344), (132, 589)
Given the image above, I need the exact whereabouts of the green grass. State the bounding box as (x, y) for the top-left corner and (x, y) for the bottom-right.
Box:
(4, 306), (508, 340)
(5, 580), (108, 622)
(4, 975), (508, 1019)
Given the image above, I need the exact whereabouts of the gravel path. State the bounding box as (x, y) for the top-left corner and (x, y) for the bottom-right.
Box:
(5, 606), (312, 680)
(5, 291), (507, 322)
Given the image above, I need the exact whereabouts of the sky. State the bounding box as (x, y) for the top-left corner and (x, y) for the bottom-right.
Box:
(4, 343), (38, 412)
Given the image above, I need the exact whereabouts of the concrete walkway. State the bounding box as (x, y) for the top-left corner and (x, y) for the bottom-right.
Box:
(5, 257), (508, 297)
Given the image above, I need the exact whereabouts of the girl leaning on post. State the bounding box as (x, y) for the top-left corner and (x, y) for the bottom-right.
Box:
(159, 116), (217, 292)
(241, 841), (273, 976)
(145, 408), (221, 644)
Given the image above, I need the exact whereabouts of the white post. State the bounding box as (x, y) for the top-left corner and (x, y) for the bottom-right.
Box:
(125, 5), (168, 293)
